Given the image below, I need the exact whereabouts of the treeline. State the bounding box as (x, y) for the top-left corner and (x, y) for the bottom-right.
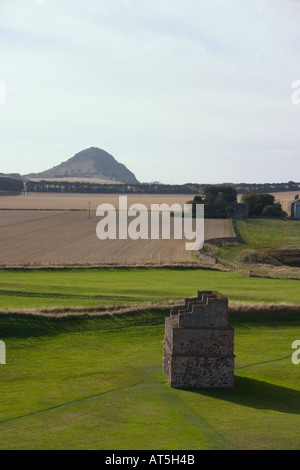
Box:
(0, 177), (24, 192)
(25, 181), (203, 194)
(233, 181), (300, 194)
(25, 180), (300, 195)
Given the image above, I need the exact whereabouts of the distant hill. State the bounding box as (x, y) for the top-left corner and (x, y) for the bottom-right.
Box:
(25, 147), (139, 184)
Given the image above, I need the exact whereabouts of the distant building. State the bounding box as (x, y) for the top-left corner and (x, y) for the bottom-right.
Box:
(288, 195), (300, 219)
(231, 202), (249, 218)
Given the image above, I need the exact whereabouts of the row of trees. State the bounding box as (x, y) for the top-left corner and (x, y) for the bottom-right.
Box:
(234, 181), (300, 194)
(22, 180), (300, 196)
(25, 180), (203, 194)
(1, 176), (299, 196)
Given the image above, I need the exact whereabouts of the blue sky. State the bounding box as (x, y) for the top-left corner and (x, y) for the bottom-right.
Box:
(1, 0), (300, 184)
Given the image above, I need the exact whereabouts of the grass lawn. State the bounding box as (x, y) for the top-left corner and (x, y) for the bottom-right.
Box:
(0, 267), (300, 310)
(0, 311), (300, 450)
(0, 267), (299, 450)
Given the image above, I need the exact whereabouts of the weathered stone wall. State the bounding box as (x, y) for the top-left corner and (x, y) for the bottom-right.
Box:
(163, 291), (235, 388)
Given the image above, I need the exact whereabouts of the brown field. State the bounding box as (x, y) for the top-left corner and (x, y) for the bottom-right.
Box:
(0, 193), (231, 267)
(0, 192), (193, 211)
(271, 191), (300, 213)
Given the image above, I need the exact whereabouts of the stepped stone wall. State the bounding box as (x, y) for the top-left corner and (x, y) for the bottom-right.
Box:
(163, 291), (235, 388)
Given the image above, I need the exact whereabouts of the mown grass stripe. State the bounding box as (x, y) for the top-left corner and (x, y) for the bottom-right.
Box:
(143, 367), (237, 450)
(0, 382), (142, 428)
(153, 385), (237, 450)
(0, 366), (235, 450)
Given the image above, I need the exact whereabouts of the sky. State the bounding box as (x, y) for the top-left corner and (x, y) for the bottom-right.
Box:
(1, 0), (300, 184)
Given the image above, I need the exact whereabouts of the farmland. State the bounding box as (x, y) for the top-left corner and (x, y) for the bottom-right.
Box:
(0, 192), (232, 267)
(1, 189), (298, 211)
(0, 192), (193, 210)
(0, 209), (232, 267)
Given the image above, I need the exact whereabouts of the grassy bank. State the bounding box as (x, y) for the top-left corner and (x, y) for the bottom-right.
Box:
(0, 267), (300, 310)
(211, 219), (300, 278)
(219, 219), (300, 261)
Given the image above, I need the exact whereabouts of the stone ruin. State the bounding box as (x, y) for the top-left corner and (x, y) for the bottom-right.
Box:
(163, 291), (234, 388)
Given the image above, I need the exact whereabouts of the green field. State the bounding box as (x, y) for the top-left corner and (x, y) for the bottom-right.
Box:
(235, 219), (300, 247)
(1, 307), (300, 450)
(0, 267), (299, 449)
(218, 219), (300, 270)
(1, 267), (300, 311)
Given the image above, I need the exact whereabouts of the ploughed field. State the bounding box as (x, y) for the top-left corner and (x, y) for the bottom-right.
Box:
(0, 193), (231, 267)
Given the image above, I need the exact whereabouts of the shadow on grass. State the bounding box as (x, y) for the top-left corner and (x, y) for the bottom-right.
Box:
(0, 289), (134, 301)
(0, 310), (167, 338)
(182, 376), (300, 415)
